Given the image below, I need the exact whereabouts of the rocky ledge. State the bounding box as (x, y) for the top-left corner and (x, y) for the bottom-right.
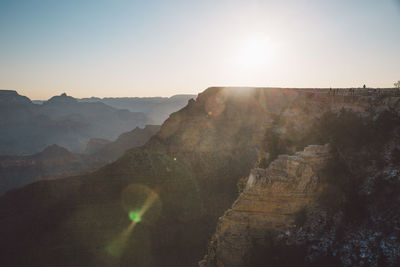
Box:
(200, 144), (331, 267)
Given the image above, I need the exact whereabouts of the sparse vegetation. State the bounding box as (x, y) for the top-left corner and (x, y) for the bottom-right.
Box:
(245, 108), (400, 266)
(313, 109), (400, 220)
(236, 176), (249, 195)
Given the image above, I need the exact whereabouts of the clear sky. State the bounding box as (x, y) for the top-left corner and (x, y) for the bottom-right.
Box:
(1, 0), (400, 99)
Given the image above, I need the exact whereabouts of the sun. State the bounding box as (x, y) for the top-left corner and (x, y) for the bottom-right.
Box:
(236, 34), (272, 71)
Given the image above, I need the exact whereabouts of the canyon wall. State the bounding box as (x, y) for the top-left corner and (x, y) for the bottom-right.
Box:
(1, 87), (399, 267)
(200, 144), (331, 267)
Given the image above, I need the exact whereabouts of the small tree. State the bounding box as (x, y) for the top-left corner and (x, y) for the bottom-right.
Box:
(395, 81), (400, 89)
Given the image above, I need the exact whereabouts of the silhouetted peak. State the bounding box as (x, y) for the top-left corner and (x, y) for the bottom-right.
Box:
(0, 90), (32, 105)
(46, 93), (77, 104)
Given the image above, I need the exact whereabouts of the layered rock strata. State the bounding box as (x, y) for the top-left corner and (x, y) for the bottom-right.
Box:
(201, 144), (331, 267)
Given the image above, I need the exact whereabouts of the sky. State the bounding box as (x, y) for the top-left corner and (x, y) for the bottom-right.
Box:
(0, 0), (400, 99)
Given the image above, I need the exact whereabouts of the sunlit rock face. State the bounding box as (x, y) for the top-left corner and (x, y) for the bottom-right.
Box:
(201, 144), (331, 267)
(145, 87), (306, 217)
(147, 87), (298, 153)
(145, 88), (337, 218)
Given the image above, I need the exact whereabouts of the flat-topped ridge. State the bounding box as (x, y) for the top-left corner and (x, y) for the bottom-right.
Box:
(0, 89), (32, 105)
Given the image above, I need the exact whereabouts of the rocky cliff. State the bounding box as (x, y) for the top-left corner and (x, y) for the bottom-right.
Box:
(200, 144), (331, 267)
(0, 87), (399, 267)
(198, 88), (400, 267)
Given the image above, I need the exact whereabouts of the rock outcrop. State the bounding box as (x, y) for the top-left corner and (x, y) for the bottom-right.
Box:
(201, 144), (331, 267)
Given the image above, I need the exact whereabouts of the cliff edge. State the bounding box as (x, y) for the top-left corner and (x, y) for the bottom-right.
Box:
(201, 144), (331, 267)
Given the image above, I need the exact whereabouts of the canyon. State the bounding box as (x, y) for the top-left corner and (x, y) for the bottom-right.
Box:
(0, 87), (399, 266)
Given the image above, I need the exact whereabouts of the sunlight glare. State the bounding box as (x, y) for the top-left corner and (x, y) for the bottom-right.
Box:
(238, 34), (272, 70)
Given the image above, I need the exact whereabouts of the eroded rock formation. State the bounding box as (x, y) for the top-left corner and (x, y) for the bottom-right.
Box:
(1, 87), (400, 266)
(201, 144), (331, 267)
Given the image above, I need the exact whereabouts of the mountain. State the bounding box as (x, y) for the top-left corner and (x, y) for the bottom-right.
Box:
(0, 90), (147, 154)
(0, 125), (160, 195)
(0, 89), (31, 105)
(0, 87), (399, 266)
(79, 94), (196, 124)
(87, 125), (161, 161)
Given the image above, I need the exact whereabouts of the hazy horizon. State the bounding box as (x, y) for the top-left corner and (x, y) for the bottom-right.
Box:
(2, 86), (399, 102)
(1, 0), (400, 99)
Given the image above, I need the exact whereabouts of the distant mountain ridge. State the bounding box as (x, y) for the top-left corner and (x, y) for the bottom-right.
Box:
(0, 90), (149, 154)
(33, 94), (196, 124)
(0, 90), (31, 105)
(0, 124), (160, 195)
(78, 94), (196, 124)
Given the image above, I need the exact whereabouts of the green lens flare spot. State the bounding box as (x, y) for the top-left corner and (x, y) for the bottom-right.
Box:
(129, 210), (142, 223)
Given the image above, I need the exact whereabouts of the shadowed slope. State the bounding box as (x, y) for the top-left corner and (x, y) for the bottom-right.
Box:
(0, 87), (384, 266)
(0, 149), (203, 267)
(0, 125), (160, 195)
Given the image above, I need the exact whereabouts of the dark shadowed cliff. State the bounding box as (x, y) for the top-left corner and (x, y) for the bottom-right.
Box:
(0, 87), (399, 267)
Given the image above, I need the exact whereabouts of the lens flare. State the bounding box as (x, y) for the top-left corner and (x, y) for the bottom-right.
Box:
(106, 184), (162, 258)
(129, 210), (142, 223)
(106, 221), (137, 257)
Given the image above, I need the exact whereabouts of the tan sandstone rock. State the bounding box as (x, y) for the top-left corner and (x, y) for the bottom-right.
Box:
(202, 144), (331, 267)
